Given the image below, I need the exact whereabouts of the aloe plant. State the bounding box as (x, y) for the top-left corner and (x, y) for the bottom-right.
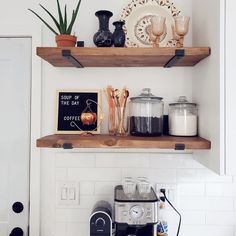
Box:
(28, 0), (81, 35)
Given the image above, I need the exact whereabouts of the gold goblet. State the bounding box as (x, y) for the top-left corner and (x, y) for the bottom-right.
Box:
(174, 16), (190, 47)
(150, 15), (166, 47)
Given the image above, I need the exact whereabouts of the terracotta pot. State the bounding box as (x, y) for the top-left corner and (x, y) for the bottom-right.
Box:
(55, 35), (77, 47)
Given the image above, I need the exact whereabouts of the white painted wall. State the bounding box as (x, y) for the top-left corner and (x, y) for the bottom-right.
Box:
(225, 0), (236, 175)
(1, 0), (236, 236)
(192, 0), (225, 174)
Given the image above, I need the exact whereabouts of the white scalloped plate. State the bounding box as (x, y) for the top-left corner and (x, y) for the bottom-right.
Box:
(121, 0), (180, 47)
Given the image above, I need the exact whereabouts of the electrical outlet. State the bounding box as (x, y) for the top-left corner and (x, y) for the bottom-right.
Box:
(155, 183), (177, 205)
(56, 181), (80, 207)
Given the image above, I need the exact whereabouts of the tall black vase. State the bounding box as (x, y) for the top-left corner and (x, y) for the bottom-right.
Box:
(93, 10), (114, 47)
(113, 21), (126, 47)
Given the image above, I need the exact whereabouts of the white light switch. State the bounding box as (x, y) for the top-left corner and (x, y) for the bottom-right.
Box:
(61, 187), (68, 200)
(56, 181), (80, 207)
(68, 187), (76, 200)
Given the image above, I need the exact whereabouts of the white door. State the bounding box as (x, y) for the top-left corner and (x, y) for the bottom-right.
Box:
(0, 38), (31, 236)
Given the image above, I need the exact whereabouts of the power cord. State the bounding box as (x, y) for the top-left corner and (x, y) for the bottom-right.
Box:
(160, 189), (182, 236)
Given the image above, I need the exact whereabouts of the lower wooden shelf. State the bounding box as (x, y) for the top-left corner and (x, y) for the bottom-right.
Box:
(36, 134), (211, 150)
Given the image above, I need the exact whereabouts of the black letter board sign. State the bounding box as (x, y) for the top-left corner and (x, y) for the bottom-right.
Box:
(56, 90), (101, 134)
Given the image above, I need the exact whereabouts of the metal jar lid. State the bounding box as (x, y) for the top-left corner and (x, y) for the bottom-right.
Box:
(130, 88), (163, 102)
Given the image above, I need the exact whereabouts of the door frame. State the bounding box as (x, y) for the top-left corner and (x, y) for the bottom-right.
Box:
(0, 25), (42, 236)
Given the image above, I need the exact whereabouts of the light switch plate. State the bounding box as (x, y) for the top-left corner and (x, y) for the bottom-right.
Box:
(56, 181), (80, 207)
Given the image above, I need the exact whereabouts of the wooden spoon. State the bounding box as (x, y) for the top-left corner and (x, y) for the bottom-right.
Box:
(118, 89), (129, 135)
(113, 89), (121, 120)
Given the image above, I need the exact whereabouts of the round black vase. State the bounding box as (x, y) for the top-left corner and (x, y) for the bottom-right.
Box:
(113, 21), (126, 47)
(93, 10), (114, 47)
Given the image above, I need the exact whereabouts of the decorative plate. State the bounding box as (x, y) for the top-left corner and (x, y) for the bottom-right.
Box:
(120, 0), (181, 47)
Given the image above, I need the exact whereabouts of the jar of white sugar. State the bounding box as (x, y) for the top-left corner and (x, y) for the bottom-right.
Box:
(168, 96), (198, 136)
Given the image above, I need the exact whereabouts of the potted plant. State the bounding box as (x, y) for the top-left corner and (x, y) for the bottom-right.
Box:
(29, 0), (81, 47)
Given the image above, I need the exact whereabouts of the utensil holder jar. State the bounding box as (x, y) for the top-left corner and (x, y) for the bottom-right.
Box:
(108, 105), (129, 136)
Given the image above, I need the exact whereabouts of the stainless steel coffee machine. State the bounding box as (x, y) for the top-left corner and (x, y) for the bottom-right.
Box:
(114, 185), (158, 236)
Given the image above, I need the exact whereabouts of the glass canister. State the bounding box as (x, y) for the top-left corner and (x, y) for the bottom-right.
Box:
(129, 88), (164, 136)
(168, 96), (198, 136)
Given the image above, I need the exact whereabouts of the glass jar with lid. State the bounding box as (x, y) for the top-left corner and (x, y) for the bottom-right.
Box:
(129, 88), (164, 136)
(168, 96), (198, 136)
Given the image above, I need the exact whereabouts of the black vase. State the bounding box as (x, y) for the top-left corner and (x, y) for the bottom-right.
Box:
(113, 21), (126, 47)
(93, 10), (114, 47)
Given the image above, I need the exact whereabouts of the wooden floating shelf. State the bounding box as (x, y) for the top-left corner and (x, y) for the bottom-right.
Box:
(36, 134), (211, 150)
(36, 47), (210, 68)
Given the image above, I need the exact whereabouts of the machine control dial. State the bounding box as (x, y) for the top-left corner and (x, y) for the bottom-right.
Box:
(95, 217), (105, 228)
(129, 205), (144, 220)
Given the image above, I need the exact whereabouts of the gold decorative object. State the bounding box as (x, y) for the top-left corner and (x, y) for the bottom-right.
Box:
(81, 112), (97, 125)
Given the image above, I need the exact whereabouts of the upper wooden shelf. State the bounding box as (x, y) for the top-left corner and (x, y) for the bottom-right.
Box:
(36, 47), (210, 68)
(36, 134), (211, 150)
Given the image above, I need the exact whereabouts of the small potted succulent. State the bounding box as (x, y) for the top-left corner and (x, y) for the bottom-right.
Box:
(29, 0), (81, 47)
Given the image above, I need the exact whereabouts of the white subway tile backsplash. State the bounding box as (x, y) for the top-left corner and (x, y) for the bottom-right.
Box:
(177, 169), (205, 182)
(180, 226), (235, 236)
(178, 183), (205, 196)
(205, 197), (234, 211)
(206, 212), (236, 225)
(162, 209), (179, 227)
(56, 209), (91, 223)
(161, 210), (205, 231)
(95, 181), (120, 195)
(177, 169), (233, 183)
(149, 153), (203, 169)
(55, 153), (95, 168)
(206, 183), (236, 197)
(80, 182), (95, 195)
(95, 153), (149, 168)
(178, 196), (234, 211)
(178, 196), (206, 210)
(197, 169), (233, 183)
(68, 168), (122, 181)
(67, 223), (88, 236)
(206, 183), (223, 196)
(55, 168), (67, 181)
(79, 195), (113, 209)
(181, 211), (206, 225)
(167, 225), (179, 236)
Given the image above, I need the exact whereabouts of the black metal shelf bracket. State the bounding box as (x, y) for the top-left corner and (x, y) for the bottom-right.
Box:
(175, 143), (185, 150)
(62, 49), (84, 68)
(63, 143), (73, 149)
(164, 49), (185, 68)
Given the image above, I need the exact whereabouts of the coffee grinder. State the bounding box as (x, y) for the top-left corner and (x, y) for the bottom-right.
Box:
(114, 185), (158, 236)
(90, 200), (112, 236)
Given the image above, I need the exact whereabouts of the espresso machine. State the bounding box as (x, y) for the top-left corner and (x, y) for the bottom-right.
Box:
(114, 185), (158, 236)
